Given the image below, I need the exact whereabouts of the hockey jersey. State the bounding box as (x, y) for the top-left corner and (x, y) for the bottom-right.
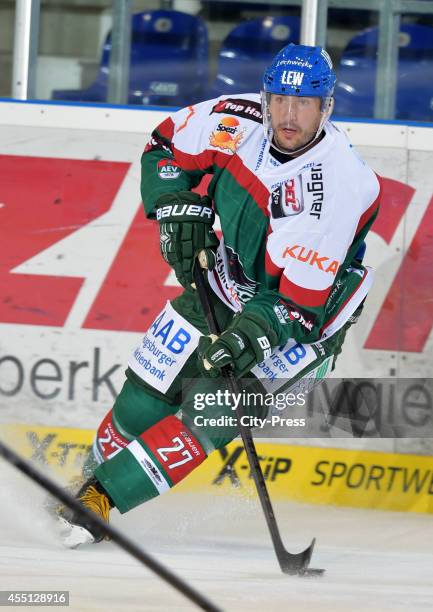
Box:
(141, 94), (381, 346)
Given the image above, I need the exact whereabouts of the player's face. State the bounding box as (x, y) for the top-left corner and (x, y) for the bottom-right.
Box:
(269, 95), (322, 152)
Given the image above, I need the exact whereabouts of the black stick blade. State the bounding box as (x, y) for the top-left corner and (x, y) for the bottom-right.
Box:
(278, 538), (324, 576)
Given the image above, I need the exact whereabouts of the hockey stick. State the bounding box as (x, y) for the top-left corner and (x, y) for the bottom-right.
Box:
(193, 260), (324, 576)
(0, 440), (221, 612)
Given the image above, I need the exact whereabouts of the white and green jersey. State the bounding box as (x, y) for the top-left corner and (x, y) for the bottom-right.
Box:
(141, 93), (381, 346)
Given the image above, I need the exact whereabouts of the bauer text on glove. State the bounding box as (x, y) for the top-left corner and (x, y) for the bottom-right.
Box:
(154, 191), (219, 288)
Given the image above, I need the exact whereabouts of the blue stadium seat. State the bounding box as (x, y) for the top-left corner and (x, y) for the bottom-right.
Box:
(208, 15), (300, 97)
(52, 10), (209, 107)
(334, 23), (433, 121)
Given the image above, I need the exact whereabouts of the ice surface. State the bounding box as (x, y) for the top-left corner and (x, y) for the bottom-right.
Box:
(1, 461), (433, 612)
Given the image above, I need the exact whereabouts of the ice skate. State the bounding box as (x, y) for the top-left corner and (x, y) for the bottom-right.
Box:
(57, 477), (113, 549)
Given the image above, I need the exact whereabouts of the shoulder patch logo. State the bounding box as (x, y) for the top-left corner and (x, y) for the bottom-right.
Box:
(157, 159), (182, 180)
(209, 117), (245, 153)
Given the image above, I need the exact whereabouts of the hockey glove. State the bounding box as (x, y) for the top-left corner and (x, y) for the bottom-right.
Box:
(155, 191), (219, 289)
(198, 312), (278, 378)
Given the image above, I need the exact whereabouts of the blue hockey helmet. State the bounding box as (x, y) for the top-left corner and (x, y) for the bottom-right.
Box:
(263, 43), (336, 97)
(262, 44), (336, 152)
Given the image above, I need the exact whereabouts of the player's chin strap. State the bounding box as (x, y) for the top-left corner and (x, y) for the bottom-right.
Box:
(193, 251), (325, 577)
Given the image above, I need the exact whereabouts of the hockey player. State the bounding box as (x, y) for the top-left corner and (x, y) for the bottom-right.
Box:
(58, 44), (381, 547)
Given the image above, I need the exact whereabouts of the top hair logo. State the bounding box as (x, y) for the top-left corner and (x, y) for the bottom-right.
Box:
(211, 98), (263, 123)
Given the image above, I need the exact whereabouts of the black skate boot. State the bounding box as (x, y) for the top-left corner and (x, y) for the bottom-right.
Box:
(57, 477), (113, 548)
